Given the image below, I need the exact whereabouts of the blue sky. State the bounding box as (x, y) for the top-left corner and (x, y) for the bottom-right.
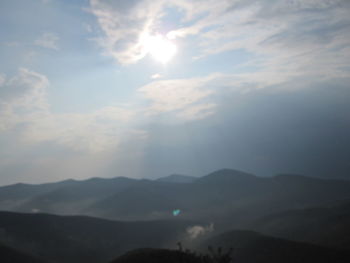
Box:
(0, 0), (350, 185)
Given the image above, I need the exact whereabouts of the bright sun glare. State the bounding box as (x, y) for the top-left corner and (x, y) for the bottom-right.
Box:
(144, 34), (177, 64)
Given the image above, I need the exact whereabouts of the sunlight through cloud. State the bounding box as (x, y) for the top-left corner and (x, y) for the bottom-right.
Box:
(143, 34), (177, 64)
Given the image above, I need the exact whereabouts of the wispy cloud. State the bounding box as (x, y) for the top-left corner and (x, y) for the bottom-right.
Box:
(90, 0), (350, 84)
(89, 0), (164, 64)
(34, 32), (60, 50)
(176, 103), (216, 121)
(0, 69), (142, 153)
(3, 41), (20, 47)
(169, 0), (350, 78)
(138, 74), (222, 120)
(0, 74), (6, 86)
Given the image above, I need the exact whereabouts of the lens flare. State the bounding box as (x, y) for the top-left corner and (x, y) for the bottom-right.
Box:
(173, 209), (181, 216)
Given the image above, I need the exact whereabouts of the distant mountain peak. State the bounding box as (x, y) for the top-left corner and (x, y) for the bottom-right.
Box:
(197, 169), (256, 184)
(210, 168), (254, 176)
(156, 174), (197, 183)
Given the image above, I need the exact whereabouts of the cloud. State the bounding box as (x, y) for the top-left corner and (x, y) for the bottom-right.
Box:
(138, 69), (300, 121)
(0, 69), (142, 153)
(171, 0), (350, 77)
(138, 74), (222, 119)
(0, 74), (5, 86)
(186, 223), (214, 239)
(0, 68), (48, 106)
(151, 73), (162, 79)
(3, 41), (20, 47)
(90, 0), (350, 84)
(34, 32), (59, 50)
(0, 68), (49, 131)
(89, 0), (165, 64)
(22, 108), (137, 153)
(176, 103), (216, 121)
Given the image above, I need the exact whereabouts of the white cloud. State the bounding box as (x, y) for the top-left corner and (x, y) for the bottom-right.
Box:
(21, 109), (136, 153)
(89, 0), (165, 64)
(139, 74), (221, 117)
(0, 69), (142, 153)
(0, 68), (48, 110)
(177, 103), (216, 121)
(151, 73), (162, 79)
(90, 0), (350, 85)
(0, 68), (49, 131)
(170, 0), (350, 78)
(34, 32), (59, 50)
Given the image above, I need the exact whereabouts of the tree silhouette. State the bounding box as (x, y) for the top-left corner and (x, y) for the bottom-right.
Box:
(176, 242), (234, 263)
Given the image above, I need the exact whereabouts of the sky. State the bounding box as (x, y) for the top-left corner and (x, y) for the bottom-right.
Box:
(0, 0), (350, 185)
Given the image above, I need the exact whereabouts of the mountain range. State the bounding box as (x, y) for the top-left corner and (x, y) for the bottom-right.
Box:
(1, 168), (350, 262)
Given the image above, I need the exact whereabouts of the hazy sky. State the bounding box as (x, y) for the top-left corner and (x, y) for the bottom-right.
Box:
(0, 0), (349, 185)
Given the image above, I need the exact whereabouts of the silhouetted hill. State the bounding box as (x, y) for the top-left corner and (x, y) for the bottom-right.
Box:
(251, 200), (350, 250)
(109, 230), (350, 263)
(197, 230), (350, 263)
(110, 248), (205, 263)
(0, 242), (47, 263)
(156, 174), (197, 183)
(0, 211), (195, 263)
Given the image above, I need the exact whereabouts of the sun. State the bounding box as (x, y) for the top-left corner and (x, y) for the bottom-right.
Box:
(144, 34), (177, 64)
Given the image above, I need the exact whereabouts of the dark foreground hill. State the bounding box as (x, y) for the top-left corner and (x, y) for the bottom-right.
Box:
(196, 230), (350, 263)
(0, 242), (47, 263)
(0, 211), (194, 263)
(1, 211), (350, 263)
(110, 230), (350, 263)
(251, 200), (350, 250)
(110, 248), (207, 263)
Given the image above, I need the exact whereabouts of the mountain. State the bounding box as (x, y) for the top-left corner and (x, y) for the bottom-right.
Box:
(195, 169), (257, 184)
(85, 179), (189, 220)
(250, 200), (350, 250)
(0, 211), (195, 263)
(0, 177), (138, 215)
(0, 242), (47, 263)
(1, 169), (350, 224)
(1, 169), (350, 262)
(86, 169), (350, 222)
(156, 174), (197, 183)
(196, 230), (350, 263)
